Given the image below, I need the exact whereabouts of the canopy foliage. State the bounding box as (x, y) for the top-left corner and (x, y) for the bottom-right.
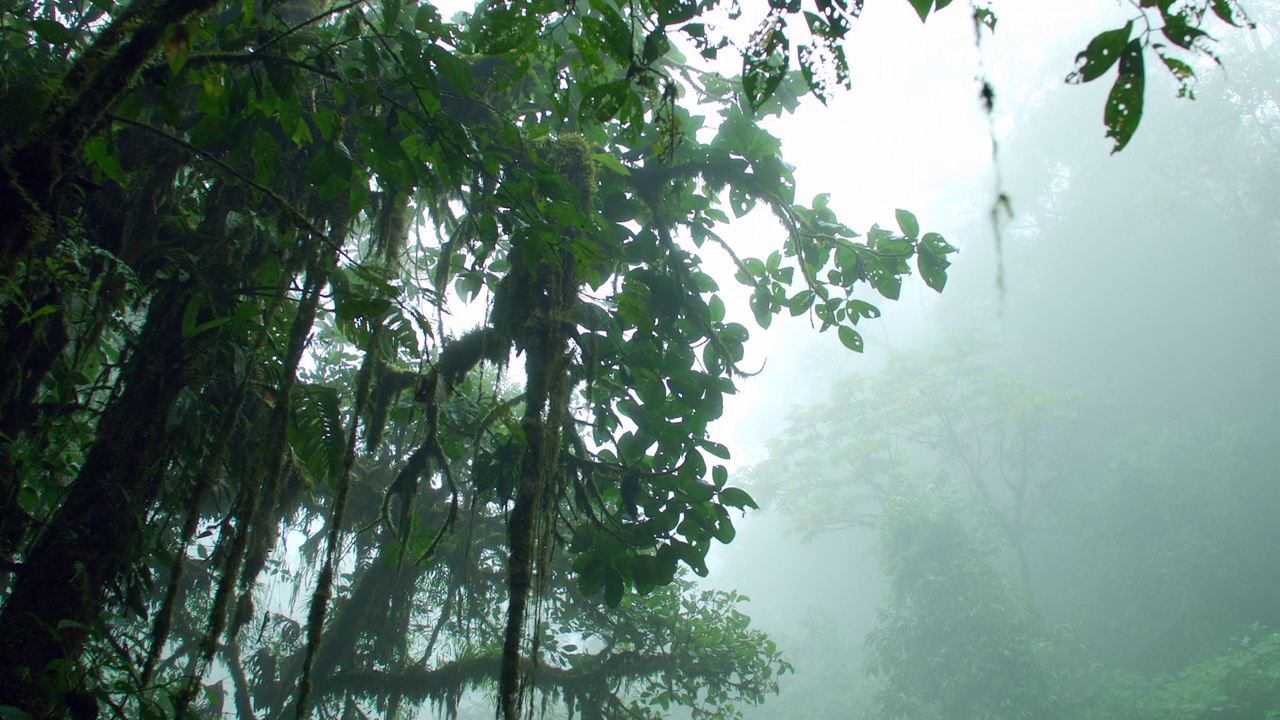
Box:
(0, 0), (1249, 718)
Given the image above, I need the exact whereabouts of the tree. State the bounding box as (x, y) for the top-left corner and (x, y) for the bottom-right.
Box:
(0, 0), (1252, 718)
(1032, 424), (1280, 674)
(747, 328), (1280, 713)
(865, 490), (1073, 720)
(1090, 628), (1280, 720)
(744, 337), (1076, 585)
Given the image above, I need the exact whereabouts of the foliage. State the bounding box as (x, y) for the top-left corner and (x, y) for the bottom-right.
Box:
(741, 609), (877, 720)
(1064, 0), (1254, 151)
(0, 0), (949, 716)
(0, 0), (1254, 718)
(865, 490), (1074, 720)
(1033, 424), (1280, 673)
(752, 340), (1280, 718)
(1090, 628), (1280, 720)
(744, 337), (1074, 573)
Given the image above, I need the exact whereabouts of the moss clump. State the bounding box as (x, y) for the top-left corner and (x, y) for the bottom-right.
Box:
(528, 134), (596, 209)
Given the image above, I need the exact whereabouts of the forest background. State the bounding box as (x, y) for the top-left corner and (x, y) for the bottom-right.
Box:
(0, 0), (1275, 718)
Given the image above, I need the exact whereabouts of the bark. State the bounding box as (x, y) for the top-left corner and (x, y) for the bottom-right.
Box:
(0, 180), (244, 715)
(0, 279), (220, 716)
(499, 250), (577, 720)
(0, 0), (217, 563)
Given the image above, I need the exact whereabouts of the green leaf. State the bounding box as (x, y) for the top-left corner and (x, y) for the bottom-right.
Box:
(1212, 0), (1248, 27)
(18, 304), (60, 326)
(917, 250), (949, 292)
(906, 0), (932, 22)
(749, 289), (772, 329)
(729, 187), (756, 217)
(414, 3), (440, 31)
(838, 325), (864, 352)
(580, 79), (631, 124)
(642, 27), (670, 63)
(894, 208), (920, 239)
(719, 487), (759, 510)
(974, 7), (996, 32)
(787, 289), (815, 316)
(1161, 13), (1209, 50)
(1157, 52), (1195, 81)
(1105, 40), (1145, 153)
(873, 273), (902, 301)
(742, 13), (789, 110)
(917, 232), (955, 291)
(1067, 22), (1133, 84)
(180, 296), (203, 338)
(708, 294), (725, 322)
(712, 465), (729, 488)
(702, 440), (731, 460)
(1156, 47), (1197, 98)
(582, 1), (633, 65)
(82, 135), (128, 184)
(30, 18), (74, 45)
(631, 555), (658, 594)
(713, 514), (736, 543)
(905, 0), (948, 23)
(593, 152), (631, 176)
(846, 299), (882, 321)
(604, 566), (625, 607)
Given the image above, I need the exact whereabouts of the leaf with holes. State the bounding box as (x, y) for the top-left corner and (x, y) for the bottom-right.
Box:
(1161, 13), (1209, 51)
(1156, 47), (1197, 98)
(743, 12), (789, 110)
(1212, 0), (1250, 27)
(1105, 40), (1145, 153)
(838, 325), (864, 352)
(1067, 22), (1132, 84)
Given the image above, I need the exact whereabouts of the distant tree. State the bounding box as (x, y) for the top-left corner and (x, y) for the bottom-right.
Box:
(744, 337), (1077, 585)
(865, 490), (1073, 720)
(1089, 628), (1280, 720)
(1033, 424), (1280, 674)
(751, 348), (1280, 714)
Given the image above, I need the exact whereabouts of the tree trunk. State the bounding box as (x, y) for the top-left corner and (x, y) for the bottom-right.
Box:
(0, 181), (244, 714)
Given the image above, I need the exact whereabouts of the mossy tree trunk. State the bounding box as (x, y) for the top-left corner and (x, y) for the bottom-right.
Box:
(0, 187), (246, 716)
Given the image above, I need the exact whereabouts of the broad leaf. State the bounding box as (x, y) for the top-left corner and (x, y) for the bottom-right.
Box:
(1068, 22), (1133, 84)
(1105, 40), (1146, 153)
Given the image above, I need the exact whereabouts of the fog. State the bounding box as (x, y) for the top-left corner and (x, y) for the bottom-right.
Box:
(700, 3), (1280, 717)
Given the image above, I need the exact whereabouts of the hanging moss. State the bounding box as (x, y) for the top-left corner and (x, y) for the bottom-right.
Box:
(497, 134), (594, 720)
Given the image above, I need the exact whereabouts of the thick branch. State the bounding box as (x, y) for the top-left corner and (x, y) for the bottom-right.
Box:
(325, 649), (722, 704)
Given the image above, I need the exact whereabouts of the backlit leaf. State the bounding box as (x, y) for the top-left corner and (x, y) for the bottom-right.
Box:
(1105, 40), (1145, 153)
(838, 325), (864, 352)
(1067, 22), (1132, 84)
(895, 208), (920, 239)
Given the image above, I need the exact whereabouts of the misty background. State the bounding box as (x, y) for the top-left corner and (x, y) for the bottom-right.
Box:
(694, 2), (1280, 717)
